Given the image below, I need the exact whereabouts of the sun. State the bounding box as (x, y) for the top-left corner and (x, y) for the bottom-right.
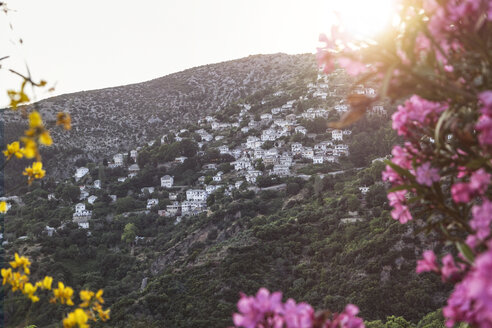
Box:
(320, 0), (398, 40)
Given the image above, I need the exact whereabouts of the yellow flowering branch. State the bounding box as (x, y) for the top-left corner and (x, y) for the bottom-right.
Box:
(2, 253), (110, 327)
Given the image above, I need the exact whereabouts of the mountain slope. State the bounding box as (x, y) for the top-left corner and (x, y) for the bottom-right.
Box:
(2, 53), (316, 187)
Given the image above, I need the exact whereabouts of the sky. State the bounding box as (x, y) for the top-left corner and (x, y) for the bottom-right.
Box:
(0, 0), (395, 105)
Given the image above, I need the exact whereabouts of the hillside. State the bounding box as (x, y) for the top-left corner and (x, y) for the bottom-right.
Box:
(2, 53), (317, 188)
(2, 57), (450, 328)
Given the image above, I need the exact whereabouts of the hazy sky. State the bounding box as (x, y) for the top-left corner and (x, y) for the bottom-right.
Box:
(1, 0), (394, 105)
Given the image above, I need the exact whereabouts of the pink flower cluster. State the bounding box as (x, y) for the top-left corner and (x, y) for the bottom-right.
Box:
(470, 200), (492, 241)
(415, 162), (440, 187)
(387, 191), (412, 224)
(391, 96), (447, 137)
(451, 169), (491, 203)
(316, 26), (366, 77)
(421, 0), (492, 65)
(476, 91), (492, 148)
(233, 288), (364, 328)
(416, 250), (465, 282)
(443, 247), (492, 328)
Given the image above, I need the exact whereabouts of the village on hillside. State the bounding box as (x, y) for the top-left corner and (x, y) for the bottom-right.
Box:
(1, 69), (389, 237)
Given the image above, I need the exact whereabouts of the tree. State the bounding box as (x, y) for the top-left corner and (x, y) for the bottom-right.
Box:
(121, 223), (137, 246)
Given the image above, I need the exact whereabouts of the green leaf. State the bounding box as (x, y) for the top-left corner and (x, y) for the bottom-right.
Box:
(456, 242), (475, 264)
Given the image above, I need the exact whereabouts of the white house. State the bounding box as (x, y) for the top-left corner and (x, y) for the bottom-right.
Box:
(261, 129), (278, 141)
(271, 107), (281, 115)
(260, 113), (272, 121)
(246, 170), (262, 183)
(295, 126), (307, 135)
(166, 202), (181, 216)
(325, 156), (336, 163)
(128, 164), (140, 173)
(161, 175), (174, 188)
(334, 144), (349, 156)
(359, 186), (370, 194)
(118, 177), (127, 183)
(203, 163), (217, 170)
(213, 171), (223, 182)
(206, 185), (216, 193)
(87, 195), (98, 204)
(313, 156), (324, 164)
(332, 130), (343, 141)
(74, 167), (89, 181)
(233, 157), (252, 171)
(219, 145), (230, 154)
(302, 147), (314, 159)
(74, 203), (92, 217)
(334, 104), (349, 113)
(141, 187), (155, 194)
(147, 199), (159, 209)
(79, 190), (89, 200)
(93, 180), (101, 189)
(169, 192), (178, 200)
(246, 136), (263, 149)
(175, 156), (188, 164)
(186, 189), (208, 202)
(272, 165), (290, 176)
(44, 226), (56, 237)
(241, 127), (250, 133)
(265, 148), (278, 157)
(291, 143), (303, 154)
(113, 154), (124, 166)
(130, 150), (138, 160)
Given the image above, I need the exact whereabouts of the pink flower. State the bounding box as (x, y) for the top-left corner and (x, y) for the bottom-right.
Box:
(451, 183), (472, 203)
(283, 299), (314, 328)
(470, 200), (492, 240)
(388, 191), (413, 224)
(337, 57), (367, 76)
(317, 49), (335, 75)
(416, 162), (440, 186)
(443, 248), (492, 328)
(416, 250), (440, 273)
(452, 169), (490, 203)
(479, 91), (492, 116)
(469, 169), (491, 195)
(382, 165), (402, 184)
(327, 304), (365, 328)
(391, 96), (447, 136)
(476, 115), (492, 146)
(441, 254), (464, 282)
(233, 288), (284, 328)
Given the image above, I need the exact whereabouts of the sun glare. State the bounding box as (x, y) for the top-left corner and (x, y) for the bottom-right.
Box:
(321, 0), (397, 40)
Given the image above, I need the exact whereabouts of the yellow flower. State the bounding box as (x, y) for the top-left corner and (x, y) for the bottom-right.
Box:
(1, 267), (12, 285)
(10, 272), (29, 292)
(94, 289), (104, 304)
(23, 282), (39, 302)
(39, 131), (53, 146)
(28, 111), (43, 129)
(3, 141), (24, 160)
(97, 307), (110, 322)
(56, 112), (71, 130)
(7, 81), (30, 109)
(51, 281), (75, 306)
(0, 201), (8, 214)
(35, 276), (53, 290)
(79, 290), (94, 308)
(20, 138), (38, 159)
(63, 308), (89, 328)
(23, 161), (46, 184)
(9, 253), (31, 274)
